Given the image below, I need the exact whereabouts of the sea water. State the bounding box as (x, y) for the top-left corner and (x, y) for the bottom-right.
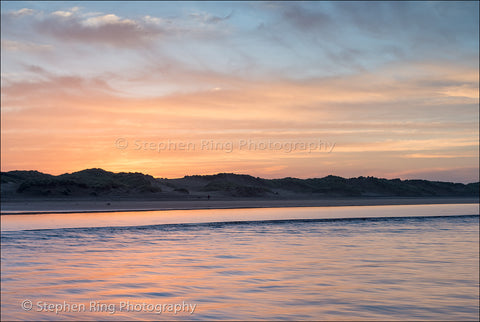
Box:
(1, 204), (479, 320)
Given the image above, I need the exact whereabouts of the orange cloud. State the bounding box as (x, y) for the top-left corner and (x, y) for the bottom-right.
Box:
(1, 57), (478, 180)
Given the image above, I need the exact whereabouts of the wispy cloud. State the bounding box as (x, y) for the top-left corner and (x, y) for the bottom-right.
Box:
(280, 2), (333, 31)
(1, 1), (478, 181)
(189, 10), (233, 24)
(35, 10), (163, 48)
(5, 8), (35, 17)
(1, 39), (52, 52)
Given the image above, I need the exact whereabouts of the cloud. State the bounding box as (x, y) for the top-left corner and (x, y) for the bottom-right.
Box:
(3, 66), (477, 181)
(390, 167), (479, 184)
(1, 69), (117, 113)
(0, 8), (36, 27)
(7, 8), (35, 17)
(51, 6), (80, 17)
(189, 11), (233, 24)
(82, 14), (135, 27)
(4, 7), (231, 49)
(335, 139), (478, 153)
(1, 2), (477, 181)
(1, 40), (52, 52)
(256, 1), (478, 74)
(334, 1), (479, 51)
(52, 11), (73, 18)
(3, 57), (477, 134)
(143, 15), (166, 25)
(403, 153), (473, 159)
(280, 3), (333, 31)
(33, 10), (163, 48)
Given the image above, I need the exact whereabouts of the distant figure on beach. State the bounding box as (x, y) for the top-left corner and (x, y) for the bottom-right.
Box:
(207, 195), (210, 200)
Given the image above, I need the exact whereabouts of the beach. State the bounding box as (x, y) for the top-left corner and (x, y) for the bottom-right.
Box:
(1, 197), (477, 215)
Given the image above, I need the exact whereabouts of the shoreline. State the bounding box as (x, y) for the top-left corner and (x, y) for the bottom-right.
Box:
(1, 197), (478, 215)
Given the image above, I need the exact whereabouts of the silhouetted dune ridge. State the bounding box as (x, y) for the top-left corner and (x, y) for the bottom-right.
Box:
(1, 168), (478, 199)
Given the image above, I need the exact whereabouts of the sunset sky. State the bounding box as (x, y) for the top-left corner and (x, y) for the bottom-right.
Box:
(1, 1), (478, 183)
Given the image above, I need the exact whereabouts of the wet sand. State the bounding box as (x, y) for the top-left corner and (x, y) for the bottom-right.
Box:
(1, 197), (478, 215)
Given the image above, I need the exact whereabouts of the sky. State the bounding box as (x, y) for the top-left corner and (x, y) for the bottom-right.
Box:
(1, 1), (479, 183)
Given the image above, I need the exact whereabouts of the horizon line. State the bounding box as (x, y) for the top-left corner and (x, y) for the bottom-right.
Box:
(2, 167), (479, 185)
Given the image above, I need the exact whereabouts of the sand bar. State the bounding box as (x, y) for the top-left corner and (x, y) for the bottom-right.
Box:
(1, 197), (478, 215)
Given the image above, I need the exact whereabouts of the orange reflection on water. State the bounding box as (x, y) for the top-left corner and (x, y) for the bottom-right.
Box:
(1, 203), (478, 231)
(1, 207), (479, 320)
